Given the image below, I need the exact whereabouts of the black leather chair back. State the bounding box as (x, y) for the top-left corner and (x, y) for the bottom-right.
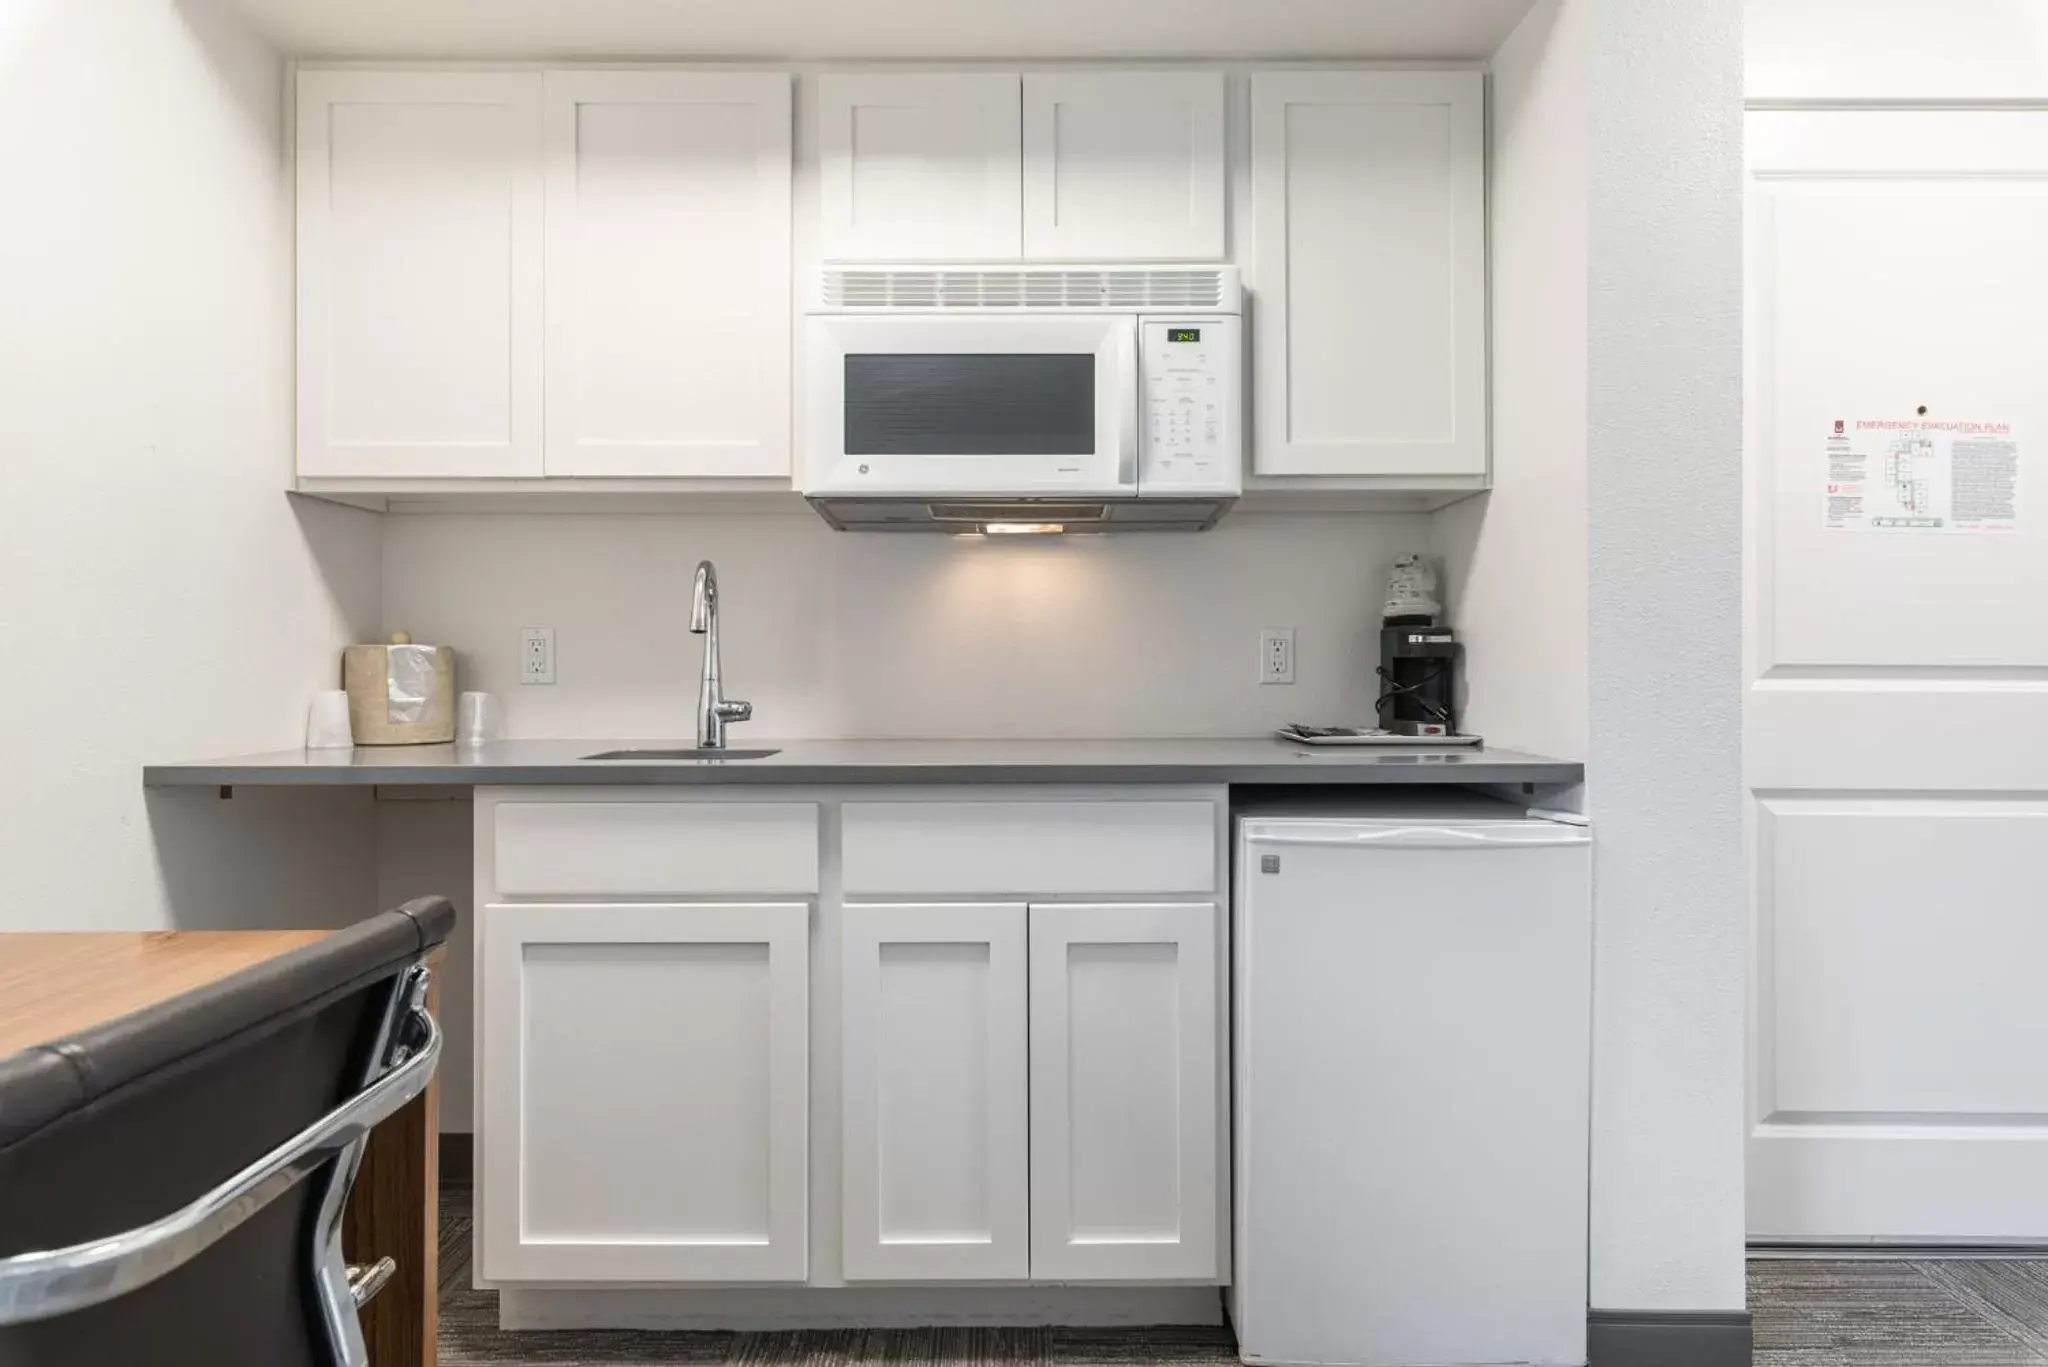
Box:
(0, 897), (454, 1367)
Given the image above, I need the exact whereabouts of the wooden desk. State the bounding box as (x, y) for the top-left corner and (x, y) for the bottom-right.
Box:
(0, 931), (442, 1367)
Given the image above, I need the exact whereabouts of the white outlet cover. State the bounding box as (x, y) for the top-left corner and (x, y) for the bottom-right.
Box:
(1259, 627), (1295, 685)
(520, 627), (555, 685)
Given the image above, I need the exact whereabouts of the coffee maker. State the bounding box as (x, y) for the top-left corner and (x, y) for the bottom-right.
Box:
(1376, 623), (1461, 736)
(1375, 554), (1461, 735)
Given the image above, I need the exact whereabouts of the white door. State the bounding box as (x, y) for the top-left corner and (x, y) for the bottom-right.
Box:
(296, 71), (543, 478)
(1028, 902), (1223, 1281)
(840, 903), (1029, 1281)
(478, 901), (809, 1281)
(1248, 71), (1486, 479)
(817, 74), (1022, 260)
(1746, 109), (2048, 1241)
(542, 71), (792, 477)
(1022, 73), (1225, 261)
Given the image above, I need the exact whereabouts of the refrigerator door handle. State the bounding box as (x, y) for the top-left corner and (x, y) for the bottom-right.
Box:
(1246, 826), (1592, 849)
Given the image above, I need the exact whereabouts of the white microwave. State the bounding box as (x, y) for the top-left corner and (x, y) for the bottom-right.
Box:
(802, 266), (1242, 532)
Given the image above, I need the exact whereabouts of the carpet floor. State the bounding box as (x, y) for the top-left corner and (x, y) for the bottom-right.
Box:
(438, 1185), (2048, 1366)
(1749, 1258), (2048, 1366)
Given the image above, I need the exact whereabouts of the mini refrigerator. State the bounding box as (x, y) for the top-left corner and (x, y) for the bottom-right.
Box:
(1232, 795), (1592, 1367)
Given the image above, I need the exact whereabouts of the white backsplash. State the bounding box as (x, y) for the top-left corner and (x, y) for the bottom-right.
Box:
(380, 509), (1430, 740)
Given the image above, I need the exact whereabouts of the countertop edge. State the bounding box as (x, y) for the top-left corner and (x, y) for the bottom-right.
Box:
(145, 760), (1586, 788)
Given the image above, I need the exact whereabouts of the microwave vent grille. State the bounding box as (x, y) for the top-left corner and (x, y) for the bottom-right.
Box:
(823, 267), (1228, 310)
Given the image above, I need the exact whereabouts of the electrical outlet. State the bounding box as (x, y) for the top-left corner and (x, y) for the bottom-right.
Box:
(519, 627), (555, 685)
(1259, 628), (1295, 685)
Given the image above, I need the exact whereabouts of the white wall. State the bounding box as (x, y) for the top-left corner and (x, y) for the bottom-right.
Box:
(1433, 0), (1588, 762)
(0, 0), (383, 932)
(1586, 0), (1746, 1315)
(1442, 0), (1744, 1316)
(1748, 0), (2048, 101)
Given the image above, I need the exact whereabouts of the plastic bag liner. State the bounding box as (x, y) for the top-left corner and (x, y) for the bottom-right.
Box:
(386, 644), (436, 724)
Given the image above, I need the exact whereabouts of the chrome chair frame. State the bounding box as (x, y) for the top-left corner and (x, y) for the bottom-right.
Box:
(0, 961), (440, 1367)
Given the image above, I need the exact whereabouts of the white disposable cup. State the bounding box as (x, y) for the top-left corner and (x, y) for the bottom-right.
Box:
(457, 691), (501, 746)
(306, 690), (354, 750)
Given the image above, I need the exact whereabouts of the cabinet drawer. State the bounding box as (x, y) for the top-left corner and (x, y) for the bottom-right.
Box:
(841, 801), (1216, 896)
(494, 801), (819, 897)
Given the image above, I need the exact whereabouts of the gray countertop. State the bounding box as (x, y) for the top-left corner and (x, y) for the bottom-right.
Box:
(144, 737), (1582, 788)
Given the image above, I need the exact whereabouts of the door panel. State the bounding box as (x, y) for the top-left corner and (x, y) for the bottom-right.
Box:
(1761, 800), (2048, 1117)
(296, 71), (543, 477)
(1248, 71), (1485, 478)
(542, 71), (791, 476)
(817, 74), (1022, 261)
(478, 902), (809, 1282)
(1746, 108), (2048, 1241)
(840, 903), (1029, 1281)
(1022, 72), (1225, 260)
(1028, 902), (1223, 1281)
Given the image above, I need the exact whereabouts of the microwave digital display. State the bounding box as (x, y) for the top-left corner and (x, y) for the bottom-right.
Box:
(1167, 328), (1202, 343)
(844, 354), (1095, 456)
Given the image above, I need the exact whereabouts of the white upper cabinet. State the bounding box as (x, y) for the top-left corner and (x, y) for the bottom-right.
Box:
(818, 74), (1023, 260)
(817, 72), (1225, 263)
(1022, 73), (1226, 261)
(296, 71), (544, 478)
(1249, 71), (1486, 479)
(295, 65), (1490, 495)
(543, 72), (792, 477)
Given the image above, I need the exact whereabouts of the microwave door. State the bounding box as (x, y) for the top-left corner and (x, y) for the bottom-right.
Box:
(804, 315), (1137, 496)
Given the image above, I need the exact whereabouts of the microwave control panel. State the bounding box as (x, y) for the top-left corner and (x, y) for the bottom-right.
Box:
(1139, 316), (1242, 495)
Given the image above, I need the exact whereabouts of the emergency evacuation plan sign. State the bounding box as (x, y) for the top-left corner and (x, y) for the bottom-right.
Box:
(1824, 417), (2020, 533)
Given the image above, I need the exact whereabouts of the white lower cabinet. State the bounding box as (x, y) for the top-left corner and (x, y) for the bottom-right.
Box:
(478, 900), (811, 1283)
(842, 898), (1224, 1285)
(476, 787), (1229, 1300)
(1028, 903), (1222, 1281)
(840, 903), (1031, 1281)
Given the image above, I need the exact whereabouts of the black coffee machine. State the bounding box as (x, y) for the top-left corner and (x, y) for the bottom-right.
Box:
(1376, 618), (1461, 736)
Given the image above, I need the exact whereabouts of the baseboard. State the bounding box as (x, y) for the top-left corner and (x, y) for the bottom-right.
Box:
(439, 1132), (472, 1187)
(1589, 1309), (1752, 1367)
(498, 1285), (1227, 1331)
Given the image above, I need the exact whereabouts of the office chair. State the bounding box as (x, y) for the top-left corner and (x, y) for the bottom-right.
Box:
(0, 896), (454, 1367)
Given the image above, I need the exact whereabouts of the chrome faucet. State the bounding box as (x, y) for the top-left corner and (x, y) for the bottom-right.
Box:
(689, 560), (752, 749)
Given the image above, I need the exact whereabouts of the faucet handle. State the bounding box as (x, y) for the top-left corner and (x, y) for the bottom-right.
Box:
(715, 699), (753, 723)
(690, 560), (717, 634)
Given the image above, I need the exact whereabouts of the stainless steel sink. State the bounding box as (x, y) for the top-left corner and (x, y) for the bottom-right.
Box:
(580, 748), (782, 761)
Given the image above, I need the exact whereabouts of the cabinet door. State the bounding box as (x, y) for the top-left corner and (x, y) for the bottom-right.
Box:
(543, 71), (792, 477)
(1023, 73), (1225, 261)
(1028, 902), (1223, 1281)
(296, 71), (543, 478)
(841, 903), (1029, 1281)
(818, 74), (1022, 260)
(1249, 71), (1485, 478)
(478, 902), (808, 1283)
